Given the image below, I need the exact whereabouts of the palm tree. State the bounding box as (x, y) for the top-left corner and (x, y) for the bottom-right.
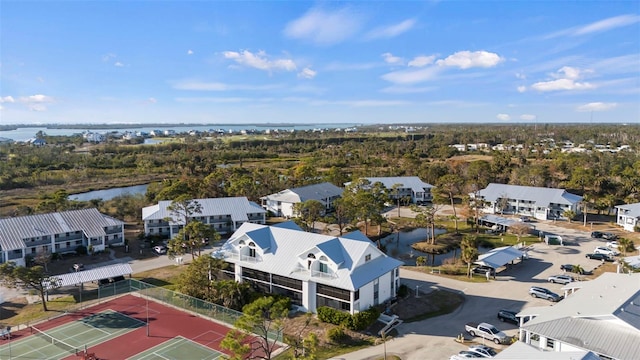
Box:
(460, 235), (479, 278)
(617, 237), (637, 256)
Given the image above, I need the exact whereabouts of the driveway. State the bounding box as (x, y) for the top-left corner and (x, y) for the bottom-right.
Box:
(338, 220), (616, 360)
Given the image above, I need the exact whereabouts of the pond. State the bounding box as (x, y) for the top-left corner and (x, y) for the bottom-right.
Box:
(379, 228), (489, 266)
(69, 184), (149, 201)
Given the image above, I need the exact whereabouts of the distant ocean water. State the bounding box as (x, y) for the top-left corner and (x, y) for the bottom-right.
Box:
(0, 123), (358, 142)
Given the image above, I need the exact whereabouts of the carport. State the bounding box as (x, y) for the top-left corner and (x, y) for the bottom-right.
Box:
(479, 215), (534, 233)
(45, 263), (133, 290)
(474, 246), (525, 271)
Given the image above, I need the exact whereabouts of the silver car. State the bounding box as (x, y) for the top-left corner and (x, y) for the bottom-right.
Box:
(547, 274), (574, 284)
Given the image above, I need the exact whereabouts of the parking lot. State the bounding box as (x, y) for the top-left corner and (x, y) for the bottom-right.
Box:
(340, 219), (631, 360)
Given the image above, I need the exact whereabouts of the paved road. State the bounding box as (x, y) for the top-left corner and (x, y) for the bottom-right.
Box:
(337, 220), (615, 360)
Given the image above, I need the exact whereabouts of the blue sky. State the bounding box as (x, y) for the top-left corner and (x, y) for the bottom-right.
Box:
(1, 1), (639, 125)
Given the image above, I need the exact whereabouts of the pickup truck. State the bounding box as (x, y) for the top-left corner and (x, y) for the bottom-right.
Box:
(465, 322), (509, 344)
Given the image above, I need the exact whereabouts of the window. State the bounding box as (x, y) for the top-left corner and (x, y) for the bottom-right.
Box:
(249, 247), (256, 258)
(373, 279), (379, 305)
(319, 262), (328, 273)
(354, 289), (360, 301)
(546, 338), (554, 349)
(365, 254), (371, 262)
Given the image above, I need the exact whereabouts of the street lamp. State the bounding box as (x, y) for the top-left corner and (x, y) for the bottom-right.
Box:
(381, 329), (387, 360)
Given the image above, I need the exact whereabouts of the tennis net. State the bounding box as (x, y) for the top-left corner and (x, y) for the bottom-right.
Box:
(31, 326), (79, 355)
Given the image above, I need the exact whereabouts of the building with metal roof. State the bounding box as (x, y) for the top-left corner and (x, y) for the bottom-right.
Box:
(260, 182), (343, 218)
(212, 221), (403, 314)
(494, 341), (600, 360)
(615, 202), (640, 232)
(142, 196), (266, 239)
(0, 208), (125, 267)
(516, 272), (640, 360)
(345, 176), (433, 204)
(475, 246), (525, 270)
(45, 263), (132, 289)
(472, 183), (582, 221)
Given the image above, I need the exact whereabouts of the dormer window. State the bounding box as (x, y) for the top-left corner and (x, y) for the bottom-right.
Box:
(307, 253), (316, 269)
(365, 254), (371, 262)
(248, 241), (256, 258)
(319, 255), (328, 273)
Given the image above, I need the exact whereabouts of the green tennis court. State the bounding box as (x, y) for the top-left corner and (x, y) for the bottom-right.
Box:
(127, 336), (225, 360)
(0, 309), (146, 359)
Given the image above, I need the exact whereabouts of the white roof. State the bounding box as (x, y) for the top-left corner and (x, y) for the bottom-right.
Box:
(217, 222), (402, 291)
(475, 246), (524, 269)
(495, 341), (600, 360)
(476, 183), (582, 207)
(0, 208), (124, 252)
(142, 197), (265, 225)
(261, 182), (343, 205)
(348, 176), (433, 193)
(616, 202), (640, 217)
(519, 273), (640, 360)
(46, 263), (132, 289)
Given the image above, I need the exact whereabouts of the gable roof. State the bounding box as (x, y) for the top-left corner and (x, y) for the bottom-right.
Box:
(477, 183), (582, 207)
(0, 208), (124, 252)
(142, 197), (265, 224)
(519, 273), (640, 360)
(615, 202), (640, 218)
(218, 222), (402, 290)
(475, 246), (524, 269)
(353, 176), (433, 193)
(262, 182), (343, 205)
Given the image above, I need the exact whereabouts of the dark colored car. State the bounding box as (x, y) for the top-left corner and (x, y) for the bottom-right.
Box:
(590, 231), (603, 238)
(472, 265), (496, 275)
(560, 264), (574, 271)
(497, 309), (519, 325)
(586, 253), (614, 261)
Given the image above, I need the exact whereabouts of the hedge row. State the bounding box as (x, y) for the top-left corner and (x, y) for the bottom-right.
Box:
(316, 306), (380, 331)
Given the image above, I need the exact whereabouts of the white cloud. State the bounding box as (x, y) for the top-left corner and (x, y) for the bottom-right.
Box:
(381, 66), (443, 84)
(283, 7), (363, 45)
(187, 49), (194, 55)
(102, 53), (117, 62)
(0, 96), (15, 103)
(515, 72), (526, 80)
(382, 52), (403, 65)
(173, 80), (281, 91)
(380, 85), (435, 94)
(576, 102), (618, 112)
(517, 86), (527, 93)
(0, 105), (3, 111)
(148, 97), (157, 103)
(114, 62), (124, 67)
(520, 114), (536, 121)
(16, 94), (54, 111)
(223, 50), (297, 72)
(408, 55), (436, 67)
(324, 61), (379, 71)
(436, 51), (503, 69)
(310, 99), (410, 107)
(531, 66), (595, 92)
(298, 67), (317, 79)
(573, 14), (640, 36)
(496, 113), (511, 121)
(366, 19), (416, 39)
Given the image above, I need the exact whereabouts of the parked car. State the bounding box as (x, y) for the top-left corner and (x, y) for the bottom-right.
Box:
(464, 322), (509, 344)
(529, 286), (563, 302)
(606, 241), (619, 249)
(590, 231), (604, 238)
(586, 253), (614, 261)
(547, 274), (574, 284)
(497, 309), (519, 324)
(468, 345), (498, 358)
(72, 263), (85, 271)
(560, 264), (575, 272)
(594, 246), (618, 256)
(472, 265), (496, 276)
(153, 245), (167, 255)
(518, 216), (531, 222)
(602, 232), (618, 240)
(450, 352), (483, 360)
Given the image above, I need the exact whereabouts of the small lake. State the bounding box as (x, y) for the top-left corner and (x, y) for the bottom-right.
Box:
(69, 184), (149, 201)
(380, 228), (490, 266)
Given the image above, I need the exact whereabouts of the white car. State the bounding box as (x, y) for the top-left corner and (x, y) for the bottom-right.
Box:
(467, 345), (497, 358)
(594, 246), (618, 256)
(606, 241), (619, 249)
(547, 274), (574, 284)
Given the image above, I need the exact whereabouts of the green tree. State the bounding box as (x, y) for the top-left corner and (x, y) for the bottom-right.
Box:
(221, 296), (290, 360)
(390, 183), (404, 218)
(508, 223), (531, 244)
(0, 263), (55, 311)
(411, 204), (437, 244)
(342, 179), (389, 236)
(325, 198), (350, 236)
(460, 235), (479, 278)
(177, 254), (228, 301)
(562, 210), (576, 223)
(617, 238), (637, 256)
(168, 220), (219, 259)
(211, 280), (252, 310)
(435, 174), (464, 234)
(293, 200), (324, 232)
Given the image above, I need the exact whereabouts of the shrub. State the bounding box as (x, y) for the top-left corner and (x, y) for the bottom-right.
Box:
(351, 307), (380, 331)
(397, 284), (409, 298)
(326, 326), (348, 343)
(76, 245), (88, 255)
(317, 306), (352, 328)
